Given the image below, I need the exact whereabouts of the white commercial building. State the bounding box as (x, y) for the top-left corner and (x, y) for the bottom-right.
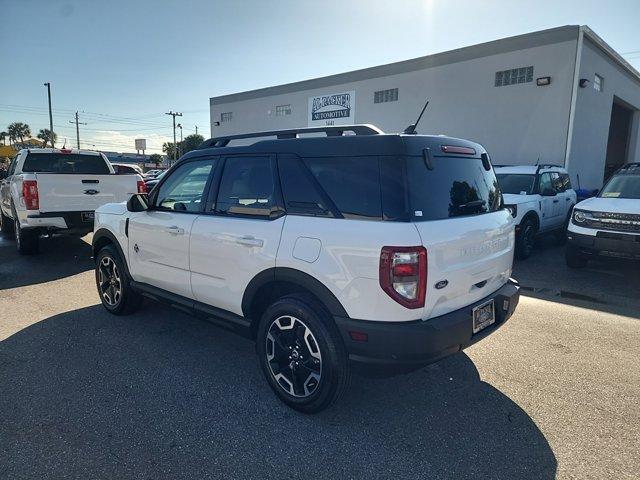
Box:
(210, 25), (640, 190)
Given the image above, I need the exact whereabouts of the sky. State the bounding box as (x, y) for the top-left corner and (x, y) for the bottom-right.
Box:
(2, 0), (639, 154)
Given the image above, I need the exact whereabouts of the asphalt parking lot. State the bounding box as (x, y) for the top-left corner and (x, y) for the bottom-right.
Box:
(1, 234), (638, 479)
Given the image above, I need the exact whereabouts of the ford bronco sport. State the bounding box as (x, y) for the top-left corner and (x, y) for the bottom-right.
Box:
(92, 125), (520, 413)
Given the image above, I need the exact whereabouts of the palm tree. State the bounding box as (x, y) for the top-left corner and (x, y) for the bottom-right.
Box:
(7, 122), (31, 147)
(37, 128), (57, 148)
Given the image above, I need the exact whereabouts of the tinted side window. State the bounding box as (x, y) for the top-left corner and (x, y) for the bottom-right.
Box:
(380, 156), (409, 221)
(155, 159), (214, 212)
(278, 154), (333, 217)
(539, 173), (553, 193)
(303, 156), (382, 219)
(215, 156), (280, 218)
(561, 173), (572, 190)
(551, 172), (564, 192)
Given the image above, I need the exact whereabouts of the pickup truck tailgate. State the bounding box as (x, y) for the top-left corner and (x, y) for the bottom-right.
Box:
(35, 174), (138, 212)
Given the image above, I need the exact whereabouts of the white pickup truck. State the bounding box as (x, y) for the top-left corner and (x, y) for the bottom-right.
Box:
(0, 148), (146, 254)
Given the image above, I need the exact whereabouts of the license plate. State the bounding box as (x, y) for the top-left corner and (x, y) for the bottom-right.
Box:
(473, 299), (495, 334)
(81, 211), (95, 222)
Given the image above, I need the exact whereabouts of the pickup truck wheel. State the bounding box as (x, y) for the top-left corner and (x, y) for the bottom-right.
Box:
(516, 217), (537, 259)
(14, 219), (39, 255)
(565, 245), (588, 268)
(95, 245), (141, 315)
(0, 209), (14, 235)
(256, 294), (350, 414)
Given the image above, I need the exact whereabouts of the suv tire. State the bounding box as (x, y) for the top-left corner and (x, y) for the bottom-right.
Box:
(565, 245), (588, 268)
(0, 209), (14, 236)
(256, 294), (350, 413)
(516, 217), (537, 259)
(14, 218), (39, 255)
(95, 244), (142, 315)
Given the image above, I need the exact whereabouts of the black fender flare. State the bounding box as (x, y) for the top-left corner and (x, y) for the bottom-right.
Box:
(520, 210), (540, 230)
(92, 228), (131, 278)
(241, 267), (349, 319)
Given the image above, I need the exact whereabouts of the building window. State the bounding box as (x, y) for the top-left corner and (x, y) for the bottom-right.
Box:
(374, 88), (398, 104)
(275, 104), (292, 116)
(221, 112), (233, 123)
(495, 66), (534, 87)
(594, 74), (604, 92)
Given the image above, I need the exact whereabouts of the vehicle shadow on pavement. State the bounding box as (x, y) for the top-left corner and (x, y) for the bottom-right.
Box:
(0, 303), (557, 480)
(0, 234), (93, 290)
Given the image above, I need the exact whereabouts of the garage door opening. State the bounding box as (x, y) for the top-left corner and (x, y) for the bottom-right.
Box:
(604, 99), (635, 182)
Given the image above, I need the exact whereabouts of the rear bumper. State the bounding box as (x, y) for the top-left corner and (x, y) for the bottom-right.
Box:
(567, 230), (640, 259)
(25, 211), (94, 235)
(334, 279), (520, 366)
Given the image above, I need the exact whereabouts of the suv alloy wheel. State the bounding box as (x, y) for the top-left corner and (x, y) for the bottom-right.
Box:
(95, 245), (142, 315)
(256, 294), (350, 413)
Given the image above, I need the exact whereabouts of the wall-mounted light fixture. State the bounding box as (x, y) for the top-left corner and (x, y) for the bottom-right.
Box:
(579, 79), (590, 88)
(536, 76), (551, 86)
(213, 121), (221, 126)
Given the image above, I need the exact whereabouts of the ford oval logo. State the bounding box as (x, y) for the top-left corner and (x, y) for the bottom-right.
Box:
(435, 280), (448, 290)
(84, 189), (99, 195)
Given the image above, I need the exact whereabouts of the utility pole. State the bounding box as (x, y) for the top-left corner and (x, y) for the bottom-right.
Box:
(44, 82), (54, 147)
(195, 125), (198, 135)
(165, 111), (182, 166)
(177, 123), (183, 157)
(69, 112), (87, 149)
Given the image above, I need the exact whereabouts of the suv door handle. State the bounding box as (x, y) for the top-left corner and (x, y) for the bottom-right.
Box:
(553, 199), (559, 203)
(165, 225), (185, 235)
(566, 197), (571, 201)
(236, 236), (264, 247)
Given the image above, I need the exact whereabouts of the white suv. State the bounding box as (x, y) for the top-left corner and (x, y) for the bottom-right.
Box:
(495, 165), (576, 258)
(566, 163), (640, 267)
(92, 125), (520, 412)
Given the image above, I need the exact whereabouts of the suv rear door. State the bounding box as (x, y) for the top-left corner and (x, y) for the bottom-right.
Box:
(189, 154), (285, 316)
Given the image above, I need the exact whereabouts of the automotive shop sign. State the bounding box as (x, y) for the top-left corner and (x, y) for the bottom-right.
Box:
(308, 90), (355, 126)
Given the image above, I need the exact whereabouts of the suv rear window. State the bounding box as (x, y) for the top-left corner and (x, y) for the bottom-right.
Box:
(407, 155), (502, 221)
(22, 153), (111, 174)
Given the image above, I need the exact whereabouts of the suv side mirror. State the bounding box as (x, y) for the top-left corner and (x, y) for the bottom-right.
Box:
(126, 193), (149, 212)
(541, 188), (556, 197)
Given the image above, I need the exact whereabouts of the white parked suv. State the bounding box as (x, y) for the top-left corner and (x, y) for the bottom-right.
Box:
(566, 163), (640, 267)
(495, 165), (577, 258)
(0, 148), (146, 254)
(92, 125), (520, 412)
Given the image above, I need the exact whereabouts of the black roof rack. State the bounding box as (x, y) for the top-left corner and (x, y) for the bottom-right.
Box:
(199, 124), (384, 149)
(535, 163), (563, 173)
(616, 162), (640, 174)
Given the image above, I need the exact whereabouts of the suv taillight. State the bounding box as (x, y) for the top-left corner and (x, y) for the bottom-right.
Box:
(22, 180), (39, 210)
(379, 246), (427, 309)
(137, 180), (147, 194)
